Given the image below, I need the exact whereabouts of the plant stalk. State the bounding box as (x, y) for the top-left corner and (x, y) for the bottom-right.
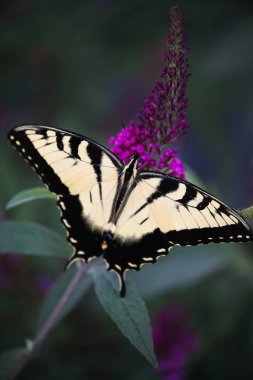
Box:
(9, 263), (91, 380)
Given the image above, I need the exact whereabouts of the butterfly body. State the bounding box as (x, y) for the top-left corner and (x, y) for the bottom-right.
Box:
(107, 155), (139, 224)
(8, 125), (253, 296)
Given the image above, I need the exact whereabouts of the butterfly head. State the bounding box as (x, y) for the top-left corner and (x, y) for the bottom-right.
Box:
(101, 231), (113, 250)
(101, 223), (116, 250)
(123, 155), (140, 178)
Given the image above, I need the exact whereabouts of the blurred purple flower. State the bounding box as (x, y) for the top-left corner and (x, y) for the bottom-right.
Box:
(0, 253), (23, 289)
(109, 6), (190, 179)
(36, 274), (53, 294)
(0, 206), (24, 289)
(152, 304), (199, 380)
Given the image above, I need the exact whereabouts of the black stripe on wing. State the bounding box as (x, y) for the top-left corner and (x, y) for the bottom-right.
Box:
(57, 194), (103, 264)
(103, 219), (253, 297)
(86, 142), (103, 200)
(167, 224), (253, 245)
(69, 136), (81, 159)
(56, 133), (64, 151)
(8, 127), (70, 195)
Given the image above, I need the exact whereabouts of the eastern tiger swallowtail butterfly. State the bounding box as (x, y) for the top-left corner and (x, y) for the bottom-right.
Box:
(8, 125), (253, 296)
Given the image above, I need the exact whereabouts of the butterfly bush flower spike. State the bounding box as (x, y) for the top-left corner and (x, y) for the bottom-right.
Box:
(109, 6), (190, 179)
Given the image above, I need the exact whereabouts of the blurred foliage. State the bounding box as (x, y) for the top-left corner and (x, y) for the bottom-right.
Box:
(0, 1), (253, 379)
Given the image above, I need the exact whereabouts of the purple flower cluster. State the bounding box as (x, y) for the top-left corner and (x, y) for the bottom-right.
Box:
(109, 6), (190, 179)
(152, 304), (199, 380)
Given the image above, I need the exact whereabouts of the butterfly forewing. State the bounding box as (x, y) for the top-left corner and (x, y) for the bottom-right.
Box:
(138, 172), (253, 245)
(107, 171), (253, 277)
(8, 125), (123, 263)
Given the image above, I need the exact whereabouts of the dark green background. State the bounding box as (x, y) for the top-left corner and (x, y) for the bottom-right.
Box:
(0, 1), (253, 379)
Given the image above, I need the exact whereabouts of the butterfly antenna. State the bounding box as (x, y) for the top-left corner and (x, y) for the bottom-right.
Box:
(138, 159), (152, 171)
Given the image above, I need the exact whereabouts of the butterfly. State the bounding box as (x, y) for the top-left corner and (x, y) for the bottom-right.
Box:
(8, 125), (253, 296)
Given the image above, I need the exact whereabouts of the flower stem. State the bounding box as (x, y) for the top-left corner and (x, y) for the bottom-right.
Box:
(9, 263), (91, 380)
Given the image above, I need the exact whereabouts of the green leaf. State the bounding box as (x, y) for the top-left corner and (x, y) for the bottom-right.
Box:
(92, 266), (157, 367)
(6, 187), (55, 209)
(0, 220), (70, 257)
(239, 206), (253, 219)
(0, 347), (29, 380)
(37, 265), (92, 330)
(132, 245), (238, 298)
